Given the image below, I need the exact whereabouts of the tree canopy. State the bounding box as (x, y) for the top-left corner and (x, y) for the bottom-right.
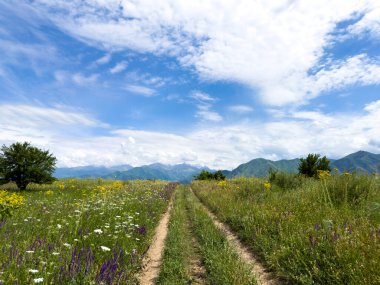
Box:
(298, 153), (331, 178)
(194, 170), (226, 181)
(0, 142), (57, 190)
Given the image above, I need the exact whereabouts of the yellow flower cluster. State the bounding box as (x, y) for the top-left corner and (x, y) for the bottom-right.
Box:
(317, 170), (331, 179)
(0, 190), (25, 207)
(217, 180), (227, 188)
(263, 182), (271, 191)
(45, 190), (54, 195)
(54, 181), (65, 190)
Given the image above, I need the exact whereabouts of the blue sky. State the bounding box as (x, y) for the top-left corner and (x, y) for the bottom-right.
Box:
(0, 0), (379, 169)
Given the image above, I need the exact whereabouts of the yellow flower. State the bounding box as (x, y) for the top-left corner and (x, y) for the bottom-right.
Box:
(317, 170), (331, 179)
(0, 190), (25, 207)
(45, 190), (54, 195)
(263, 182), (271, 191)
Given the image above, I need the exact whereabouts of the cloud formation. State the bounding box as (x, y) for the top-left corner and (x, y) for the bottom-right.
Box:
(27, 0), (380, 105)
(1, 102), (379, 169)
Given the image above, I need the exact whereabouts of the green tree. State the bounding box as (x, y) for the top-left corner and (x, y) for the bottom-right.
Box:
(194, 170), (226, 181)
(213, 170), (226, 181)
(298, 153), (331, 177)
(0, 142), (57, 190)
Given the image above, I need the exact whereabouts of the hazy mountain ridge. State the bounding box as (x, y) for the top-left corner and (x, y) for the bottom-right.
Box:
(55, 163), (211, 182)
(54, 164), (133, 178)
(54, 151), (379, 181)
(227, 151), (380, 178)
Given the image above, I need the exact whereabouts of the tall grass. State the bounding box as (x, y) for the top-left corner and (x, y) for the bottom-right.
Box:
(0, 179), (174, 284)
(157, 186), (193, 284)
(186, 187), (257, 285)
(192, 174), (380, 284)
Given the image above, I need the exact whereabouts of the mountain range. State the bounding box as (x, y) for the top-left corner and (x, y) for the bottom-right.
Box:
(54, 163), (211, 182)
(54, 151), (380, 181)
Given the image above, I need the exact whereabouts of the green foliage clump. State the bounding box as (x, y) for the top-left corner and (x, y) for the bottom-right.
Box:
(321, 173), (377, 206)
(0, 142), (57, 190)
(298, 153), (331, 177)
(268, 168), (304, 190)
(194, 170), (226, 181)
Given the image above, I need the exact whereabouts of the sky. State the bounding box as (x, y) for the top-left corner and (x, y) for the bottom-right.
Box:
(0, 0), (380, 169)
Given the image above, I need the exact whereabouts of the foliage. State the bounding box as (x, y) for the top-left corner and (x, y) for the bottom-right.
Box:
(192, 173), (380, 284)
(0, 190), (25, 220)
(268, 168), (304, 190)
(194, 170), (226, 181)
(0, 179), (175, 284)
(298, 153), (331, 177)
(0, 142), (57, 190)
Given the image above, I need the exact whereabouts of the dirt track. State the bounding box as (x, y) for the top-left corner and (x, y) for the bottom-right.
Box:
(138, 200), (173, 285)
(190, 188), (281, 285)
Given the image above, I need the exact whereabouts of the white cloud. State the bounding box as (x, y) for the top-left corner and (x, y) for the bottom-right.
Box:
(124, 84), (155, 96)
(229, 105), (253, 113)
(96, 53), (111, 65)
(347, 3), (380, 38)
(190, 91), (215, 102)
(0, 104), (106, 129)
(110, 61), (128, 74)
(1, 102), (379, 169)
(27, 0), (380, 106)
(189, 91), (222, 121)
(309, 54), (380, 97)
(196, 108), (223, 122)
(72, 73), (98, 85)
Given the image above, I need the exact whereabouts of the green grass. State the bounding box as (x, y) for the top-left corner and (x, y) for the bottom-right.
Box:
(192, 174), (380, 284)
(185, 187), (257, 285)
(157, 185), (193, 284)
(0, 179), (175, 284)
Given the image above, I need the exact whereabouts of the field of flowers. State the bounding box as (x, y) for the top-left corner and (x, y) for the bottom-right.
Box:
(192, 174), (380, 284)
(0, 179), (175, 284)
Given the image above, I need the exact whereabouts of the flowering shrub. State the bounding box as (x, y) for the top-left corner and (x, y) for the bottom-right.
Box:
(0, 190), (25, 220)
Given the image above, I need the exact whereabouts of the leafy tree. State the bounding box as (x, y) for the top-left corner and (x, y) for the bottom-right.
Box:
(213, 170), (226, 181)
(0, 142), (57, 190)
(298, 153), (331, 177)
(194, 170), (226, 181)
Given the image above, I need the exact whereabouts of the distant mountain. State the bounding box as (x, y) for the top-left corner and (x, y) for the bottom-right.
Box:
(54, 164), (132, 178)
(330, 151), (380, 174)
(54, 151), (379, 181)
(226, 151), (380, 178)
(102, 163), (211, 182)
(225, 158), (300, 178)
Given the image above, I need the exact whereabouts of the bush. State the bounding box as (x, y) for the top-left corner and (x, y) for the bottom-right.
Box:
(194, 170), (226, 181)
(0, 142), (57, 190)
(268, 169), (304, 191)
(298, 153), (331, 178)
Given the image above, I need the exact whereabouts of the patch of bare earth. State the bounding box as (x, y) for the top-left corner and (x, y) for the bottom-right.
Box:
(190, 188), (281, 285)
(137, 200), (173, 285)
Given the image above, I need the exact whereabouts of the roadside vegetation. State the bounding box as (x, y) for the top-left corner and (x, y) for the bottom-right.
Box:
(159, 185), (257, 285)
(192, 173), (380, 284)
(0, 179), (174, 284)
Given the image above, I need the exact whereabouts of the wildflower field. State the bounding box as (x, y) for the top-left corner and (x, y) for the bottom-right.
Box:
(192, 173), (380, 284)
(0, 179), (175, 284)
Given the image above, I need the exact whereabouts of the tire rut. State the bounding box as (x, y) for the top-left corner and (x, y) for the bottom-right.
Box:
(138, 199), (173, 285)
(190, 188), (281, 285)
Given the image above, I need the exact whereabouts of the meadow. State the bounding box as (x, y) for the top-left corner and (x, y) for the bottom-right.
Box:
(1, 172), (379, 284)
(0, 179), (175, 284)
(192, 172), (380, 284)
